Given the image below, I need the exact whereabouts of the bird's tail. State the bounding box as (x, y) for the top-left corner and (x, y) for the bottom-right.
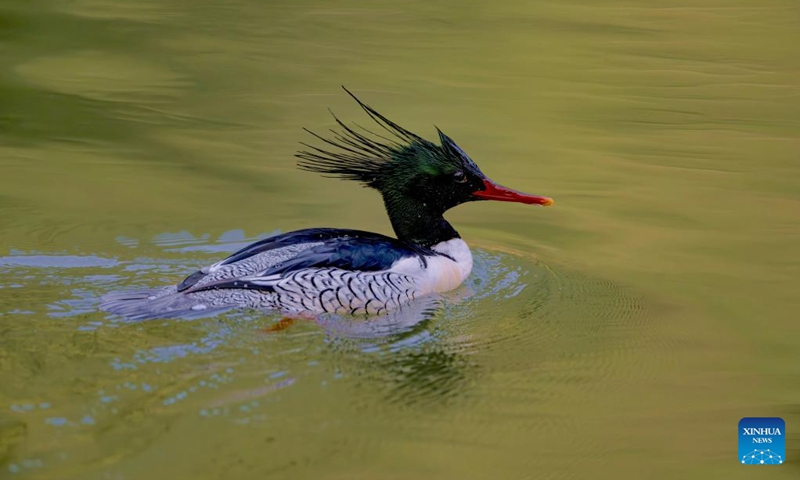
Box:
(100, 287), (231, 321)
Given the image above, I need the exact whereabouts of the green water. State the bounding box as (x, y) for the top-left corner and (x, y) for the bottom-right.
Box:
(1, 0), (799, 478)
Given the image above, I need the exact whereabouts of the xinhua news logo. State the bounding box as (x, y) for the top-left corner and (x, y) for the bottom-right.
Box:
(739, 417), (785, 465)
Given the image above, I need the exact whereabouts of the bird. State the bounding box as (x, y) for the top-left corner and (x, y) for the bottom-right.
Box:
(101, 88), (554, 320)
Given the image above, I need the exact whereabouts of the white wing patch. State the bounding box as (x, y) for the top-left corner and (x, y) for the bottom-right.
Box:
(195, 243), (323, 284)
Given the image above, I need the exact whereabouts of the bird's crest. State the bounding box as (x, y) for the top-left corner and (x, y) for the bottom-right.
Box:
(296, 87), (447, 187)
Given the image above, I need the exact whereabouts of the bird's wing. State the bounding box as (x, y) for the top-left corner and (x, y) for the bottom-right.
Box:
(179, 228), (433, 292)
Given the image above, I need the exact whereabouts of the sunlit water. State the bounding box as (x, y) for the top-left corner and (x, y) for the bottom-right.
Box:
(1, 0), (798, 479)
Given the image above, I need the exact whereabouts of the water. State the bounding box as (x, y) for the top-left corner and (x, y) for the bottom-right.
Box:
(1, 0), (798, 478)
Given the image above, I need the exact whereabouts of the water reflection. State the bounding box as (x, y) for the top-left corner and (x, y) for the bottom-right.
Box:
(0, 224), (654, 477)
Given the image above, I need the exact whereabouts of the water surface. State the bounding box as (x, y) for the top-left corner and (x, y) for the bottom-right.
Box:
(1, 0), (798, 479)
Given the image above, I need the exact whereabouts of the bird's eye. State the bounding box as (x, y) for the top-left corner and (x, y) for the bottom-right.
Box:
(453, 171), (467, 183)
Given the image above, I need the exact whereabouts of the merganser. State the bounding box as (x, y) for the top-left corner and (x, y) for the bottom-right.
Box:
(101, 88), (554, 320)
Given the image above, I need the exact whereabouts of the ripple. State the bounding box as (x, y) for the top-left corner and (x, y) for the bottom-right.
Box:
(14, 51), (190, 104)
(0, 234), (657, 477)
(304, 248), (656, 410)
(0, 255), (118, 269)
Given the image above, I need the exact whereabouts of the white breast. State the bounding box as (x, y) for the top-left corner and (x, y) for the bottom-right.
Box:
(389, 238), (473, 294)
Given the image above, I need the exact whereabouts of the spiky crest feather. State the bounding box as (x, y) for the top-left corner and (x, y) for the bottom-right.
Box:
(296, 87), (444, 187)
